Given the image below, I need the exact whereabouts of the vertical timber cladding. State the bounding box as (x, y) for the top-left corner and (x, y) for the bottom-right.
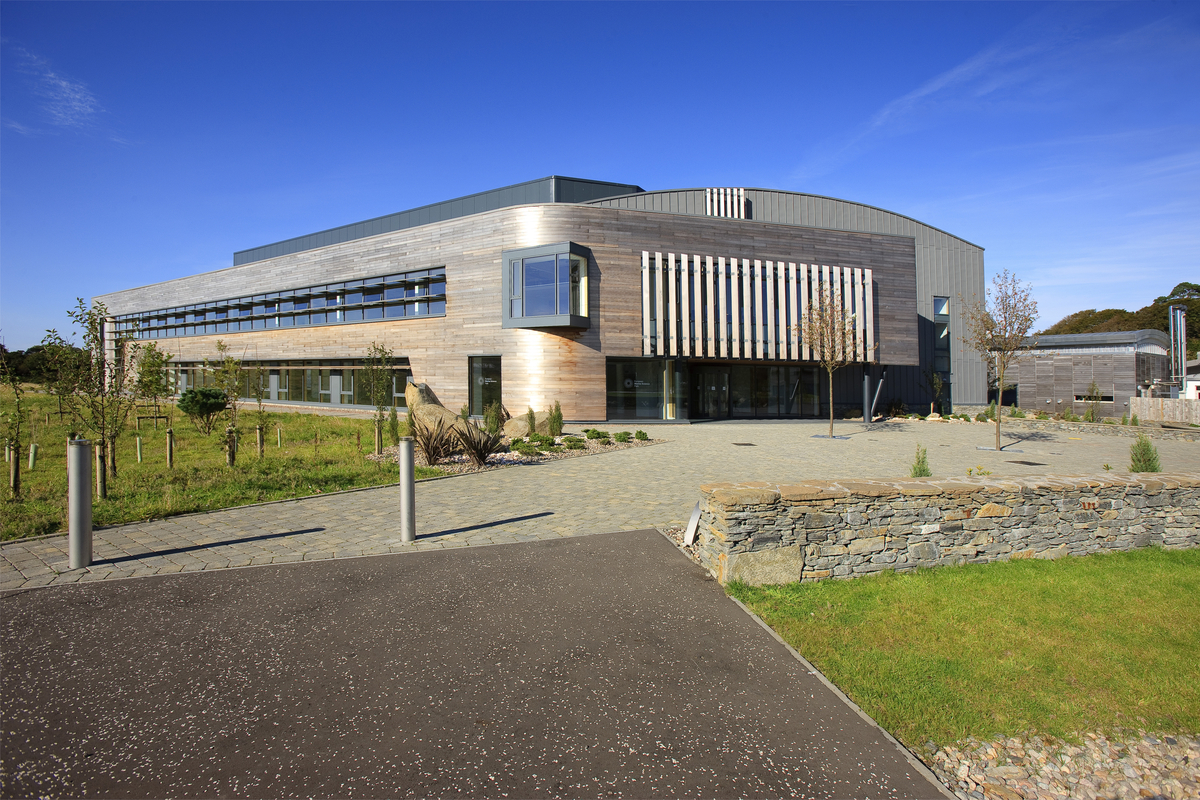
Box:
(640, 250), (877, 363)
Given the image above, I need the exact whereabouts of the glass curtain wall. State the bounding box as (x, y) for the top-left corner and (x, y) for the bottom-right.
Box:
(171, 360), (413, 408)
(606, 359), (688, 420)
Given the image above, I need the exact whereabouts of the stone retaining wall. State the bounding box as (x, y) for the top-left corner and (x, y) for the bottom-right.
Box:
(697, 472), (1200, 585)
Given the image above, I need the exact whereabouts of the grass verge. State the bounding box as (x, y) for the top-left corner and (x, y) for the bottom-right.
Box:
(2, 388), (443, 540)
(728, 548), (1200, 748)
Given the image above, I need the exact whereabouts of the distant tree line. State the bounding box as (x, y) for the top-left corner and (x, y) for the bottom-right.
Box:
(1039, 281), (1199, 359)
(0, 343), (88, 385)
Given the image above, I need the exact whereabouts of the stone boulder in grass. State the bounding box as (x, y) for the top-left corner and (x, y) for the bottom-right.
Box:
(503, 411), (552, 439)
(404, 382), (470, 436)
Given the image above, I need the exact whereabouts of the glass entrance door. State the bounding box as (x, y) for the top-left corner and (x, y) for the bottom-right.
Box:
(469, 357), (502, 417)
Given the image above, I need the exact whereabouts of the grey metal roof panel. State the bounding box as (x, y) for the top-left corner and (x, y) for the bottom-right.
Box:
(1033, 330), (1171, 349)
(232, 175), (644, 266)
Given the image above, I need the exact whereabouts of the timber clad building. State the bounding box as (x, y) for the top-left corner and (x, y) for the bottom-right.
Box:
(95, 176), (986, 421)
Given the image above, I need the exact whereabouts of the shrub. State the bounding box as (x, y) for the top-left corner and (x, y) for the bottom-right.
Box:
(525, 406), (536, 437)
(512, 440), (538, 457)
(455, 421), (505, 467)
(1121, 413), (1128, 425)
(1129, 434), (1161, 473)
(909, 444), (932, 478)
(585, 428), (609, 440)
(178, 387), (227, 436)
(562, 435), (583, 444)
(483, 401), (504, 436)
(409, 415), (459, 466)
(1036, 411), (1049, 420)
(528, 432), (555, 447)
(884, 398), (907, 417)
(634, 430), (648, 441)
(986, 400), (997, 421)
(1010, 405), (1025, 418)
(1131, 413), (1140, 427)
(564, 440), (585, 450)
(548, 401), (563, 437)
(544, 445), (563, 454)
(1083, 405), (1097, 423)
(387, 406), (401, 446)
(614, 431), (631, 443)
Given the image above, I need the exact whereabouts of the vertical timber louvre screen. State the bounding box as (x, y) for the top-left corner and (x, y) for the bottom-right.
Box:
(640, 251), (875, 363)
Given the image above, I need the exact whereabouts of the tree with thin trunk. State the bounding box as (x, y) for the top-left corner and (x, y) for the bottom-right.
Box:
(42, 299), (142, 499)
(798, 279), (866, 438)
(361, 341), (393, 455)
(1, 357), (26, 501)
(206, 340), (243, 437)
(959, 269), (1039, 452)
(134, 341), (174, 421)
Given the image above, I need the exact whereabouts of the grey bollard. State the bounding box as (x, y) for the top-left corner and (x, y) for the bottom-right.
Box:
(398, 437), (416, 543)
(68, 439), (93, 569)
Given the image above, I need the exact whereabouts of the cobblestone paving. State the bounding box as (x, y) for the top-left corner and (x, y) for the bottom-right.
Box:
(3, 418), (1195, 590)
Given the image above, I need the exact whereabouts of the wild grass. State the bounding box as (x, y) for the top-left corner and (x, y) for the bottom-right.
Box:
(1, 387), (443, 540)
(729, 548), (1200, 748)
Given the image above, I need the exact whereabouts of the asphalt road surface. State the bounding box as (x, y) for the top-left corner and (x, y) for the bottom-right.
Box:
(2, 530), (945, 798)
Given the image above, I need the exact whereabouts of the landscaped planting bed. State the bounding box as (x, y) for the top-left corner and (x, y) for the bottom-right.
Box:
(365, 428), (660, 475)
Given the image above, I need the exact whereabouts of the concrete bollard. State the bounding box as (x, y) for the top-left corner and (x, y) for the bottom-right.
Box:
(28, 443), (38, 471)
(398, 437), (416, 543)
(68, 439), (93, 569)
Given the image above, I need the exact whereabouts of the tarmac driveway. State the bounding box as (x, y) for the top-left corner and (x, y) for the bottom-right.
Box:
(1, 530), (945, 799)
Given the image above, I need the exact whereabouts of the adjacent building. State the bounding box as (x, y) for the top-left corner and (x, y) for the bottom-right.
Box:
(1016, 330), (1172, 418)
(95, 176), (986, 421)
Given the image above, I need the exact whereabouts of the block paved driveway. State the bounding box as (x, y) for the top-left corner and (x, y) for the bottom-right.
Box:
(2, 418), (1196, 589)
(1, 530), (945, 798)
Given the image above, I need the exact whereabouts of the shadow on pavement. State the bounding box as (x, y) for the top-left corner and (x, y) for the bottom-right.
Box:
(421, 511), (554, 539)
(96, 527), (326, 565)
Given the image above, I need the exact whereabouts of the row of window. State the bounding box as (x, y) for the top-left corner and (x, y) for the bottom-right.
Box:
(174, 361), (414, 407)
(112, 268), (446, 340)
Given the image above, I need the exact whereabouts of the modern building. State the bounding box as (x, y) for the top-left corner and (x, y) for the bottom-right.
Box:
(1016, 330), (1172, 418)
(95, 176), (986, 421)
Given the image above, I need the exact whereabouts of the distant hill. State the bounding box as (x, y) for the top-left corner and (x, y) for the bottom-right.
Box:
(1039, 282), (1199, 358)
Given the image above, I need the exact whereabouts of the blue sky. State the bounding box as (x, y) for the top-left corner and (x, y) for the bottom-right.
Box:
(2, 1), (1197, 350)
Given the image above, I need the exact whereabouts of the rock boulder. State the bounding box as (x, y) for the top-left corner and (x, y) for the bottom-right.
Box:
(503, 411), (552, 438)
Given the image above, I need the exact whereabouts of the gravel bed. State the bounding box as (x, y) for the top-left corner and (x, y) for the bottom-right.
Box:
(365, 431), (661, 476)
(926, 731), (1199, 800)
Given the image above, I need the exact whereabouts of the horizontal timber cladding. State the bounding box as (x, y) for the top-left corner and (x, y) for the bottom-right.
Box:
(589, 188), (982, 403)
(639, 251), (876, 363)
(95, 203), (919, 420)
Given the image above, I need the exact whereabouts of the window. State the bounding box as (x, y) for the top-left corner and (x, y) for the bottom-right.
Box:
(502, 242), (590, 329)
(933, 296), (951, 373)
(469, 357), (502, 417)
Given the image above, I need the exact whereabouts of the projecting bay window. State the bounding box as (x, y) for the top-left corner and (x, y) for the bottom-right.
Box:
(501, 242), (590, 329)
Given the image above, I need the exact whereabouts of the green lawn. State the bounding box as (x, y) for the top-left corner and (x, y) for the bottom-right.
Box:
(2, 387), (443, 540)
(729, 548), (1200, 748)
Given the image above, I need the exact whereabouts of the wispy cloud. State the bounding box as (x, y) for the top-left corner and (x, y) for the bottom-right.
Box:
(791, 8), (1198, 183)
(9, 46), (104, 131)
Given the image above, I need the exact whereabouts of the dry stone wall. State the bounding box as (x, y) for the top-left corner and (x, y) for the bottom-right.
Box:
(697, 472), (1200, 585)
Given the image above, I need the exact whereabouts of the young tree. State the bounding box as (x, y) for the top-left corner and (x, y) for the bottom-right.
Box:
(359, 342), (393, 455)
(249, 363), (269, 457)
(0, 357), (26, 501)
(799, 279), (867, 438)
(206, 340), (243, 432)
(960, 269), (1039, 452)
(919, 365), (946, 416)
(42, 299), (142, 498)
(134, 342), (174, 419)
